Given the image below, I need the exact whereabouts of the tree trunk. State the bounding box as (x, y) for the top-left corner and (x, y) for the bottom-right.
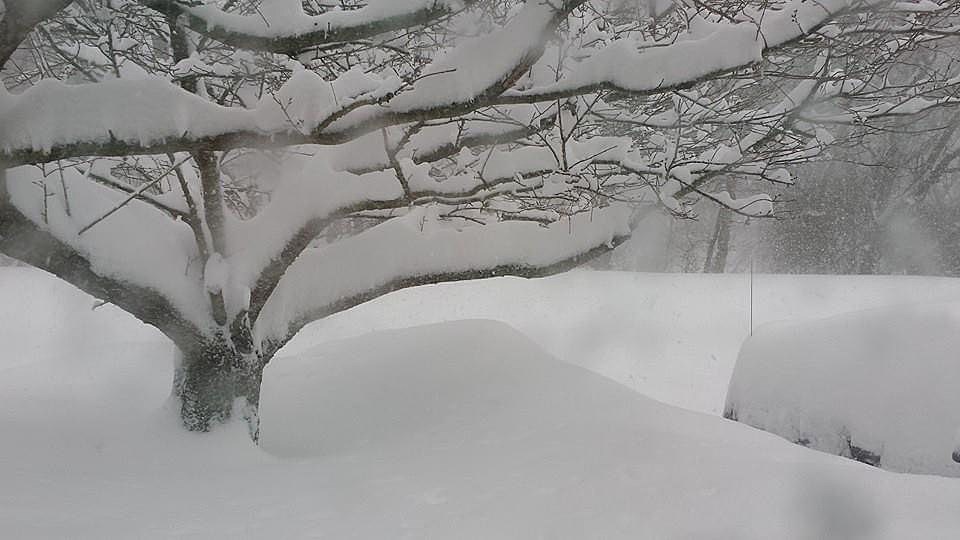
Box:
(703, 208), (732, 273)
(703, 178), (735, 274)
(172, 340), (266, 441)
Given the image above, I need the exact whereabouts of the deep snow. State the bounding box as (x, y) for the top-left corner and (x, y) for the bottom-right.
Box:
(4, 268), (960, 538)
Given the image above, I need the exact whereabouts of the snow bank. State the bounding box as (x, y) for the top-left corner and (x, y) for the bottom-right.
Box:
(264, 318), (673, 458)
(0, 268), (169, 416)
(725, 303), (960, 477)
(0, 267), (163, 365)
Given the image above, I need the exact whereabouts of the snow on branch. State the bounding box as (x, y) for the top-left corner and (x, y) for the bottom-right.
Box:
(2, 165), (215, 334)
(138, 0), (474, 55)
(222, 143), (569, 322)
(0, 166), (211, 346)
(256, 204), (633, 350)
(0, 68), (402, 166)
(0, 0), (73, 70)
(3, 0), (954, 168)
(495, 0), (957, 105)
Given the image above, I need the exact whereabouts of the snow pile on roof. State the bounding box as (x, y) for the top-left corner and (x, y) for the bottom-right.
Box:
(725, 303), (960, 476)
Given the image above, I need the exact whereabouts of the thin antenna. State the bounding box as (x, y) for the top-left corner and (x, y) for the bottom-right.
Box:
(749, 257), (754, 337)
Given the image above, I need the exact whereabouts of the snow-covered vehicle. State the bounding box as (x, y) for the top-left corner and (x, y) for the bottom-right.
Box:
(725, 303), (960, 476)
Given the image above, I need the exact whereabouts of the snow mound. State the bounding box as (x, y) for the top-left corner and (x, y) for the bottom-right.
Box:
(725, 303), (960, 477)
(5, 281), (960, 537)
(255, 320), (960, 538)
(262, 318), (712, 458)
(284, 271), (960, 414)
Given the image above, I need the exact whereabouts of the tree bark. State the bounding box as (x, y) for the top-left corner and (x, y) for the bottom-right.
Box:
(0, 0), (74, 71)
(172, 340), (267, 441)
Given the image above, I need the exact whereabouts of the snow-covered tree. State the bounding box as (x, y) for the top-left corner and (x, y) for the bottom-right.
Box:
(1, 0), (958, 438)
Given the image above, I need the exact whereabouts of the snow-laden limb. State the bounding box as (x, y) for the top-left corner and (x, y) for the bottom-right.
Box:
(500, 0), (928, 103)
(256, 205), (633, 350)
(649, 59), (827, 212)
(384, 1), (573, 112)
(3, 1), (952, 166)
(330, 106), (553, 174)
(0, 77), (261, 164)
(0, 0), (72, 69)
(224, 157), (404, 320)
(3, 166), (212, 329)
(3, 0), (959, 436)
(0, 51), (555, 166)
(0, 166), (212, 344)
(0, 68), (402, 166)
(225, 144), (572, 323)
(707, 192), (774, 217)
(803, 94), (960, 124)
(138, 0), (473, 55)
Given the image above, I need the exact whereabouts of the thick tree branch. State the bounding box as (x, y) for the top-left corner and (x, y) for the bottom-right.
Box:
(0, 169), (206, 347)
(262, 225), (632, 358)
(0, 0), (73, 71)
(0, 0), (581, 167)
(138, 0), (476, 56)
(245, 170), (547, 324)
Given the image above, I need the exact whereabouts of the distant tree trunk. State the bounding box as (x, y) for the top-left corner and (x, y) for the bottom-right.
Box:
(703, 210), (732, 273)
(703, 179), (735, 273)
(855, 242), (880, 274)
(172, 340), (269, 441)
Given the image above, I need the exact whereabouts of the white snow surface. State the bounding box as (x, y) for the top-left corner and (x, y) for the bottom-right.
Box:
(5, 269), (960, 538)
(285, 271), (960, 414)
(726, 303), (960, 477)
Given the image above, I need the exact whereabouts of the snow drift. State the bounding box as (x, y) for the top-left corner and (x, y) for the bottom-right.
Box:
(725, 303), (960, 477)
(260, 320), (960, 539)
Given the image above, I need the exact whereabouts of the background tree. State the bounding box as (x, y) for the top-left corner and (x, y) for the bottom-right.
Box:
(762, 108), (960, 275)
(1, 0), (958, 439)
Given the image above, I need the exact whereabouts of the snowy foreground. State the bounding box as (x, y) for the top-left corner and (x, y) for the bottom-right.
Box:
(4, 269), (960, 538)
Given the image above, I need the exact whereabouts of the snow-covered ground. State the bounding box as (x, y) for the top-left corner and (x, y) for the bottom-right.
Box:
(4, 268), (960, 538)
(286, 270), (960, 414)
